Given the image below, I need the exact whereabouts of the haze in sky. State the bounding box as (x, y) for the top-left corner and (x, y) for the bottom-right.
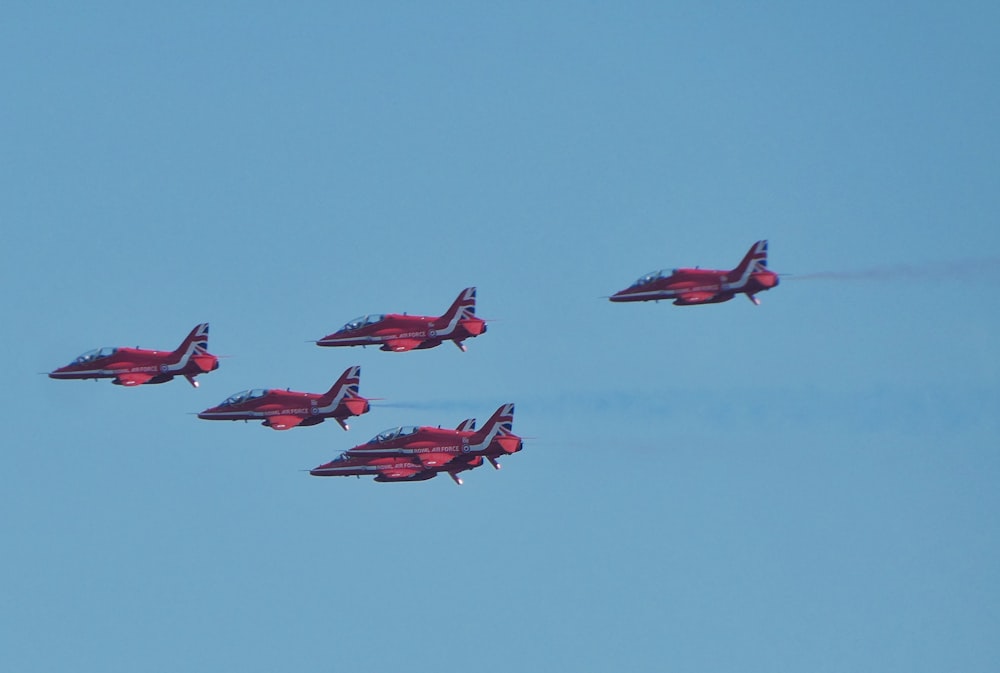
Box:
(3, 3), (999, 672)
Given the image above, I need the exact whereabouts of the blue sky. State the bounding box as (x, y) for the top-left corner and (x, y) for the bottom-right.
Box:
(3, 3), (999, 671)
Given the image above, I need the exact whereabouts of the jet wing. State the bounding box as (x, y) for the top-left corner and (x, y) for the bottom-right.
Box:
(382, 338), (424, 352)
(115, 372), (155, 386)
(379, 466), (423, 480)
(674, 291), (720, 305)
(417, 452), (457, 468)
(265, 415), (305, 431)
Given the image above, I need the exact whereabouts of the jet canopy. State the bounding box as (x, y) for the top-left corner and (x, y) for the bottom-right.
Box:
(219, 389), (269, 406)
(367, 426), (420, 444)
(630, 270), (676, 287)
(73, 347), (117, 364)
(339, 314), (386, 332)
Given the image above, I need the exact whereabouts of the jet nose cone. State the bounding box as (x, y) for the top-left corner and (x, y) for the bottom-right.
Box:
(309, 462), (333, 476)
(609, 291), (627, 302)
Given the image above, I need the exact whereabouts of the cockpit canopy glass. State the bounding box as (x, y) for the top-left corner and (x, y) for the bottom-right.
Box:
(339, 314), (386, 332)
(73, 347), (117, 365)
(219, 388), (269, 406)
(367, 425), (420, 444)
(630, 269), (676, 287)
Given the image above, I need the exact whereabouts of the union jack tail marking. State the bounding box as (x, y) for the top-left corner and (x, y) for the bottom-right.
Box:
(469, 403), (515, 447)
(324, 365), (362, 402)
(440, 287), (476, 323)
(456, 418), (477, 432)
(731, 240), (769, 283)
(172, 323), (210, 363)
(458, 287), (476, 319)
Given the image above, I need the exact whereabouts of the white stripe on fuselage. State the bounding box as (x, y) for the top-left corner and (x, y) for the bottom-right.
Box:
(53, 365), (160, 378)
(57, 327), (209, 378)
(313, 464), (381, 475)
(205, 386), (356, 419)
(350, 419), (512, 458)
(432, 290), (476, 337)
(319, 326), (431, 346)
(320, 310), (473, 346)
(313, 463), (423, 476)
(162, 340), (202, 373)
(627, 253), (766, 300)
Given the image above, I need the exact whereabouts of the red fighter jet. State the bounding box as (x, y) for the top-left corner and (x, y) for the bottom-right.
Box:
(49, 323), (218, 387)
(610, 240), (779, 306)
(316, 287), (486, 352)
(197, 366), (370, 431)
(309, 453), (491, 485)
(310, 404), (522, 484)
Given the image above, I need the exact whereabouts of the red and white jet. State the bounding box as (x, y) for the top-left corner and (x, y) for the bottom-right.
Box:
(610, 240), (779, 306)
(197, 366), (370, 431)
(308, 452), (491, 484)
(49, 323), (218, 387)
(316, 287), (486, 352)
(310, 404), (521, 484)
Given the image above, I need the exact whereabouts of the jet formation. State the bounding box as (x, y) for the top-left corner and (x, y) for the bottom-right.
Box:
(48, 288), (522, 484)
(50, 243), (780, 486)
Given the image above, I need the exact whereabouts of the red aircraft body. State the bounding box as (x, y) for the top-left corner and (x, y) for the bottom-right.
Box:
(49, 323), (218, 387)
(309, 452), (492, 485)
(610, 240), (779, 306)
(310, 404), (521, 484)
(316, 287), (486, 352)
(197, 366), (370, 431)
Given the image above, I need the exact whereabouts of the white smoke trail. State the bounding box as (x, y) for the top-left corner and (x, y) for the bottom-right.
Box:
(787, 257), (1000, 282)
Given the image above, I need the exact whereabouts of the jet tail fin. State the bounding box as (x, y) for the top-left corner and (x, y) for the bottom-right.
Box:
(172, 323), (212, 368)
(730, 240), (769, 282)
(322, 365), (362, 404)
(468, 403), (518, 452)
(435, 287), (477, 328)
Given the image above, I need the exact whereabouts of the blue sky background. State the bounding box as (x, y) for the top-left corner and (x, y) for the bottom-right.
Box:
(3, 3), (999, 671)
